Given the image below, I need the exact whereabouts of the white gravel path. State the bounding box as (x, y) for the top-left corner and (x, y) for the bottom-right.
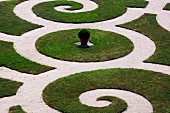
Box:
(80, 89), (153, 113)
(0, 0), (170, 113)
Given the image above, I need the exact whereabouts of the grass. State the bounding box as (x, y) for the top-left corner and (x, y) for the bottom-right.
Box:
(32, 0), (148, 23)
(164, 3), (170, 10)
(43, 68), (170, 113)
(9, 105), (26, 113)
(0, 0), (42, 36)
(0, 40), (54, 75)
(97, 96), (127, 112)
(117, 14), (170, 66)
(0, 78), (22, 98)
(36, 29), (134, 62)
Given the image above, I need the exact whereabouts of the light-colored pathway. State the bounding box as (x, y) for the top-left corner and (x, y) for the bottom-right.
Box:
(80, 89), (153, 113)
(0, 0), (170, 113)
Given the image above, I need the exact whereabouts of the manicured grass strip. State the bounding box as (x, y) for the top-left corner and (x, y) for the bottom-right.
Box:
(36, 29), (133, 62)
(97, 96), (127, 112)
(0, 78), (22, 98)
(43, 68), (170, 113)
(0, 0), (42, 36)
(33, 0), (148, 23)
(164, 3), (170, 10)
(9, 105), (26, 113)
(0, 40), (54, 75)
(117, 14), (170, 66)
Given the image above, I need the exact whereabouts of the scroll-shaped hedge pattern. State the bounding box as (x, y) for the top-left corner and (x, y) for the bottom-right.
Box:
(33, 0), (148, 23)
(43, 68), (170, 113)
(118, 14), (170, 66)
(0, 40), (54, 75)
(0, 0), (42, 36)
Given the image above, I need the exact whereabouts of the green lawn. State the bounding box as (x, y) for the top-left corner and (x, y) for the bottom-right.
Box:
(117, 14), (170, 66)
(0, 1), (169, 113)
(0, 78), (22, 98)
(33, 0), (148, 23)
(36, 29), (133, 62)
(0, 0), (42, 36)
(43, 68), (170, 113)
(164, 3), (170, 10)
(0, 40), (54, 75)
(9, 105), (26, 113)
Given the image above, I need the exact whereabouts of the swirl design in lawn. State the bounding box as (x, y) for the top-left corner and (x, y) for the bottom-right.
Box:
(32, 0), (148, 23)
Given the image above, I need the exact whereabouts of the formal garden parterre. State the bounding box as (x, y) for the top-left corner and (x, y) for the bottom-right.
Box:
(0, 0), (170, 113)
